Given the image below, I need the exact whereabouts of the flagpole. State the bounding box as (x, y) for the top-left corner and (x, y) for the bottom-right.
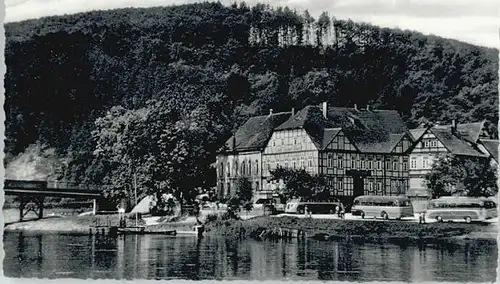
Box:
(134, 171), (138, 227)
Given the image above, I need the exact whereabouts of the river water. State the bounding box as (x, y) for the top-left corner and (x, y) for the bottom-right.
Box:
(3, 232), (497, 282)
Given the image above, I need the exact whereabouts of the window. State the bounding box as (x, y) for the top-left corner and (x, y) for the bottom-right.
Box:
(376, 161), (381, 170)
(393, 162), (398, 171)
(327, 154), (334, 168)
(377, 182), (382, 192)
(293, 162), (296, 169)
(424, 141), (430, 147)
(284, 162), (289, 168)
(423, 157), (429, 169)
(410, 158), (417, 169)
(361, 160), (366, 169)
(368, 181), (373, 191)
(255, 161), (259, 174)
(368, 161), (373, 169)
(301, 160), (305, 168)
(255, 181), (260, 191)
(267, 164), (270, 171)
(273, 141), (276, 147)
(351, 159), (356, 169)
(431, 140), (437, 147)
(227, 163), (231, 176)
(403, 162), (407, 171)
(294, 138), (297, 145)
(338, 156), (343, 168)
(337, 180), (343, 190)
(220, 163), (224, 177)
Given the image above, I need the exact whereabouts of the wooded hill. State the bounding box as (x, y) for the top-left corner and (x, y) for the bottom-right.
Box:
(5, 2), (498, 196)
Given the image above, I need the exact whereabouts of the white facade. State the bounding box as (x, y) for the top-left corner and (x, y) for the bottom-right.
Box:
(216, 151), (263, 199)
(262, 128), (319, 190)
(408, 130), (448, 197)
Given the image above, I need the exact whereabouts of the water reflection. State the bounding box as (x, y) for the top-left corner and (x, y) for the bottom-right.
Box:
(3, 232), (497, 282)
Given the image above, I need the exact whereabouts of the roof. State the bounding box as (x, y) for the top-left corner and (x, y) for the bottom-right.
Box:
(225, 104), (411, 154)
(479, 139), (499, 161)
(430, 128), (487, 157)
(275, 106), (333, 149)
(222, 112), (292, 153)
(321, 128), (342, 150)
(410, 128), (426, 141)
(326, 107), (409, 153)
(355, 133), (406, 153)
(456, 121), (485, 143)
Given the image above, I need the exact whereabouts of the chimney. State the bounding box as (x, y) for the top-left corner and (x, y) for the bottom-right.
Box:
(322, 101), (327, 118)
(269, 109), (273, 116)
(451, 119), (457, 134)
(354, 104), (358, 111)
(291, 107), (295, 115)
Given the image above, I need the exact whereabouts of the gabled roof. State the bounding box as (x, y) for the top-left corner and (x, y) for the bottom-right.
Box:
(320, 128), (343, 150)
(326, 107), (409, 153)
(479, 139), (499, 162)
(222, 112), (292, 153)
(275, 106), (333, 149)
(410, 128), (427, 141)
(430, 128), (487, 157)
(456, 121), (485, 144)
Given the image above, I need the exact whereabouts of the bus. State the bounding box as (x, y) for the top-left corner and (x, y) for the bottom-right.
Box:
(425, 196), (497, 223)
(351, 195), (414, 220)
(285, 198), (344, 215)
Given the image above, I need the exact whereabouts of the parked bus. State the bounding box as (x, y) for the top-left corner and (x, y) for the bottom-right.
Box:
(425, 196), (497, 223)
(285, 198), (344, 215)
(351, 195), (414, 220)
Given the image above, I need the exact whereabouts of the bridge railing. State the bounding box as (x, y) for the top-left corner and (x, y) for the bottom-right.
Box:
(4, 179), (109, 193)
(47, 181), (104, 191)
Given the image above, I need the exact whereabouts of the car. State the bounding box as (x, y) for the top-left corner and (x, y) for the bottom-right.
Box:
(253, 198), (273, 209)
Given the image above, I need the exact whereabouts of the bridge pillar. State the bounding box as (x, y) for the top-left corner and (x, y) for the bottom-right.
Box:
(18, 195), (45, 221)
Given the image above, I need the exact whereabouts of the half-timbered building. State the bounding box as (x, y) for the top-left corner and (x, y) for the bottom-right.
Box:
(261, 102), (414, 205)
(215, 110), (291, 199)
(408, 121), (492, 211)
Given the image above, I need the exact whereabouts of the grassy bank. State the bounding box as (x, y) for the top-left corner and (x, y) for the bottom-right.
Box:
(3, 213), (147, 233)
(205, 216), (497, 244)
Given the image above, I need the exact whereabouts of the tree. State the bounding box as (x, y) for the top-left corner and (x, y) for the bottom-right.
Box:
(237, 177), (254, 211)
(424, 153), (497, 198)
(87, 98), (222, 212)
(226, 177), (254, 219)
(269, 167), (329, 200)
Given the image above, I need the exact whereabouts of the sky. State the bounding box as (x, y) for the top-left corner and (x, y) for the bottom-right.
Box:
(4, 0), (500, 49)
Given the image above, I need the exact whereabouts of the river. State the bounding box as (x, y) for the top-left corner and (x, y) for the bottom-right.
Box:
(3, 232), (497, 282)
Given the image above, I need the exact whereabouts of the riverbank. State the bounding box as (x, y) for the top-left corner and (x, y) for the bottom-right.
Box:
(4, 210), (497, 245)
(2, 209), (204, 234)
(205, 215), (498, 244)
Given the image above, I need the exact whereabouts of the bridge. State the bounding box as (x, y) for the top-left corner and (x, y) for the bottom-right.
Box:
(4, 179), (104, 221)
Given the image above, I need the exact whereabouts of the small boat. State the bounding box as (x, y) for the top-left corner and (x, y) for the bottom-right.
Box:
(117, 226), (146, 234)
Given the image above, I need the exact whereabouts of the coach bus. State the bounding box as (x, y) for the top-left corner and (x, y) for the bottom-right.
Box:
(425, 196), (497, 223)
(351, 195), (414, 220)
(285, 198), (344, 215)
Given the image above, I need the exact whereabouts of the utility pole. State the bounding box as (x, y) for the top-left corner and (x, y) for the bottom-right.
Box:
(133, 171), (138, 227)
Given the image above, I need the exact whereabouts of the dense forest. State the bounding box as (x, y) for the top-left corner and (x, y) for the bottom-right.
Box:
(4, 2), (499, 203)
